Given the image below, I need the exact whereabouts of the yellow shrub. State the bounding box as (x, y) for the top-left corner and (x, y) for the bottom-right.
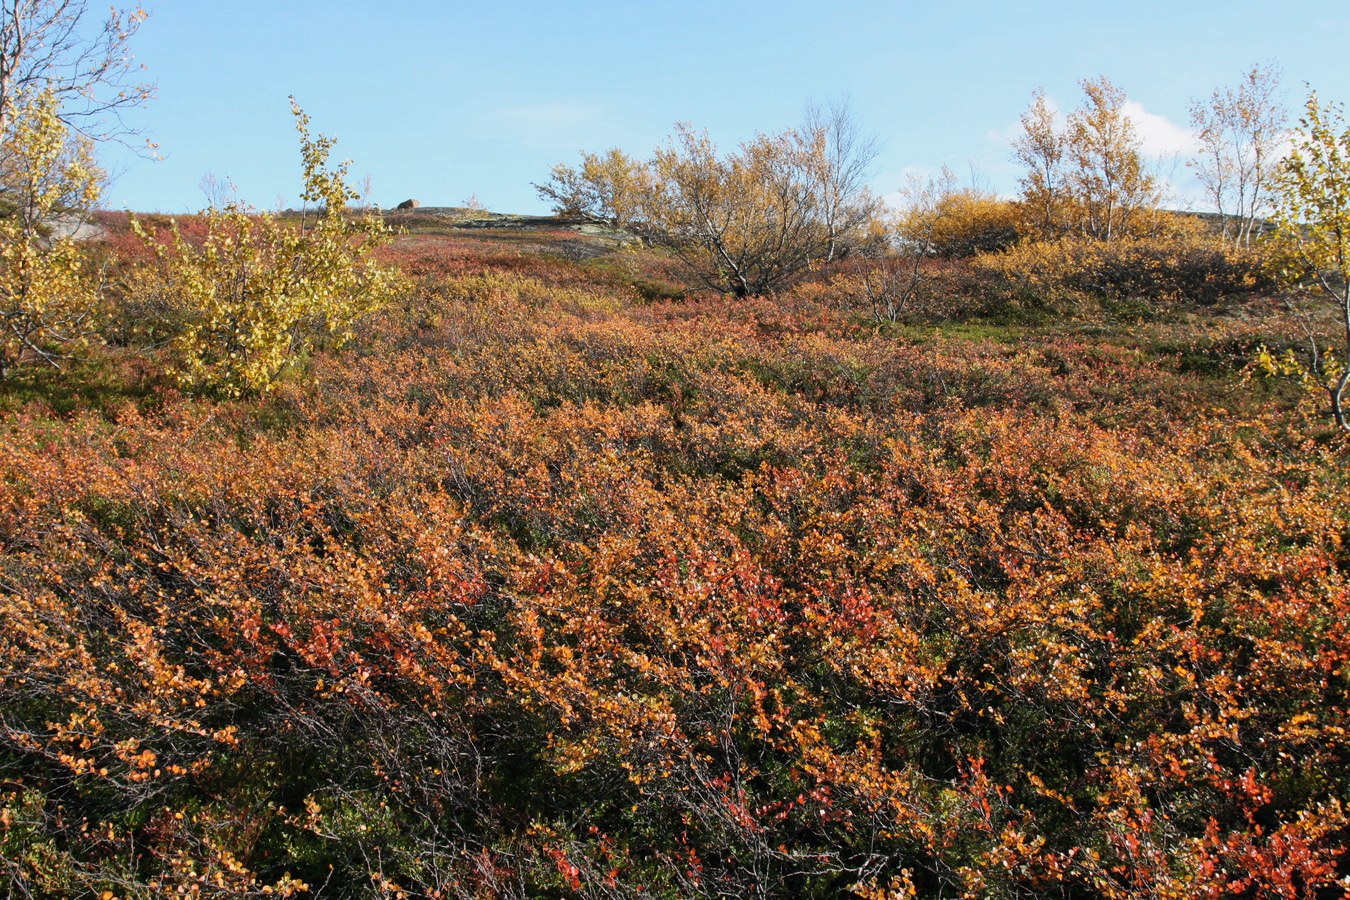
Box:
(975, 234), (1277, 310)
(896, 192), (1021, 258)
(133, 100), (400, 396)
(1129, 207), (1213, 240)
(0, 92), (103, 378)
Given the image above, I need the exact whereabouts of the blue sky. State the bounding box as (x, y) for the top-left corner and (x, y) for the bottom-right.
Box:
(101, 1), (1350, 214)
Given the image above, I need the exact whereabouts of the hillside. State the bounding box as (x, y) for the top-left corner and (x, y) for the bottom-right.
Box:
(1, 220), (1347, 898)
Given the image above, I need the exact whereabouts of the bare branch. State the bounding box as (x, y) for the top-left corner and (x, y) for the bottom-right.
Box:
(0, 0), (154, 144)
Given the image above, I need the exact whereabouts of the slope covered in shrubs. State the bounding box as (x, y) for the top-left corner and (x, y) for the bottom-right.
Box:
(0, 222), (1347, 899)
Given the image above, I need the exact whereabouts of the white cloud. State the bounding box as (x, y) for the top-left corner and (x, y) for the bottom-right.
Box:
(993, 96), (1197, 159)
(898, 96), (1206, 211)
(1122, 101), (1199, 158)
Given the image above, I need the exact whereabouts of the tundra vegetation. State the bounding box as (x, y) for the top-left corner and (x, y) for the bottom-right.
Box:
(1, 11), (1350, 895)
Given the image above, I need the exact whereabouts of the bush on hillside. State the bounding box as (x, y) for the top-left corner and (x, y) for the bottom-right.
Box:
(895, 192), (1022, 258)
(974, 234), (1278, 311)
(131, 101), (400, 396)
(810, 256), (983, 323)
(0, 92), (103, 378)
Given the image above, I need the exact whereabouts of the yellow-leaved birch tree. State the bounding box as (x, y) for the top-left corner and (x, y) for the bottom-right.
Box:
(1272, 90), (1350, 430)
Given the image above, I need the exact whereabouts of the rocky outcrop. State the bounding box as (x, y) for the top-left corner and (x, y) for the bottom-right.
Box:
(47, 213), (107, 242)
(395, 199), (421, 211)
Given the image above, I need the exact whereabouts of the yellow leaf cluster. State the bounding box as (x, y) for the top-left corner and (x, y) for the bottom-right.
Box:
(0, 91), (102, 377)
(131, 99), (400, 396)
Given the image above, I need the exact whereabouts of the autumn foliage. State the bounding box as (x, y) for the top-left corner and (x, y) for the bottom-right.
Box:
(0, 201), (1347, 899)
(0, 19), (1348, 890)
(537, 109), (880, 298)
(0, 91), (103, 377)
(974, 233), (1278, 310)
(127, 101), (401, 397)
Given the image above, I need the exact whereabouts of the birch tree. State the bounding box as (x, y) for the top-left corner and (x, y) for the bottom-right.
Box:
(1272, 90), (1350, 430)
(1014, 78), (1159, 241)
(1066, 76), (1158, 241)
(0, 0), (152, 140)
(1013, 89), (1067, 238)
(1189, 63), (1288, 245)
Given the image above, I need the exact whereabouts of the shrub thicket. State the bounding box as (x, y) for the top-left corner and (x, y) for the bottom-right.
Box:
(1, 261), (1344, 898)
(895, 192), (1021, 258)
(974, 233), (1278, 311)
